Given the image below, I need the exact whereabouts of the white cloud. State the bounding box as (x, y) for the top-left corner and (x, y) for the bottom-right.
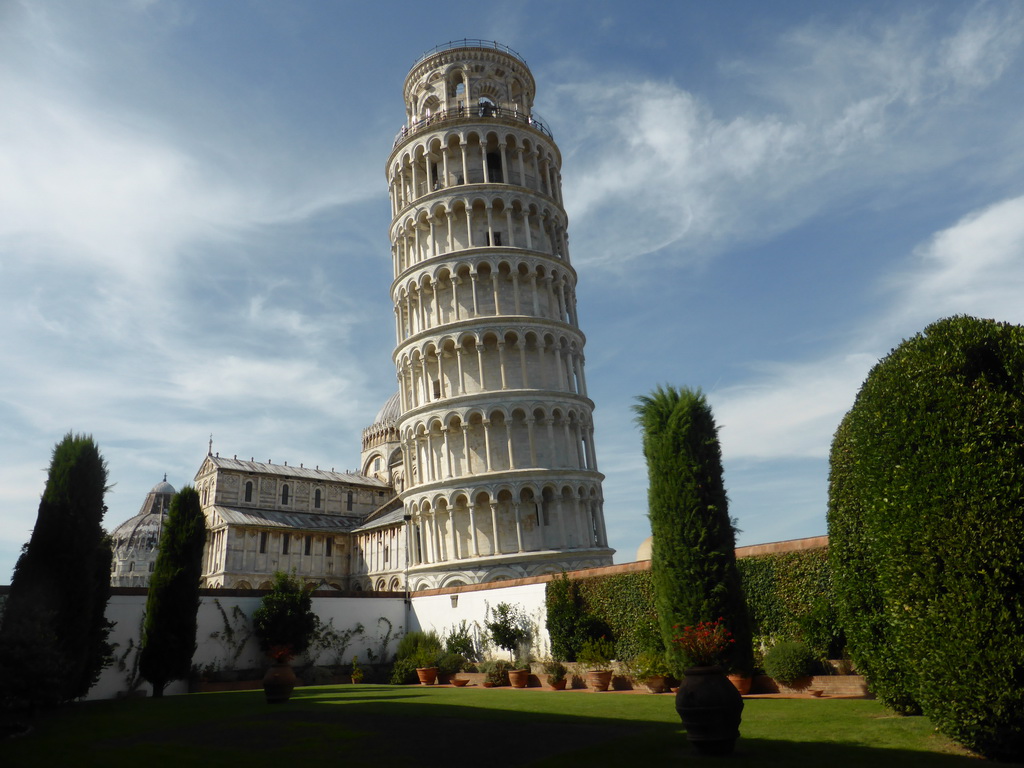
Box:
(888, 195), (1024, 330)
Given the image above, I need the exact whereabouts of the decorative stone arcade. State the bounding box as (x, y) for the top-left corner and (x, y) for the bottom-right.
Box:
(387, 41), (613, 588)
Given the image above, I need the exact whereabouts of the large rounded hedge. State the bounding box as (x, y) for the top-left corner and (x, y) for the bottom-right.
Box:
(828, 316), (1024, 761)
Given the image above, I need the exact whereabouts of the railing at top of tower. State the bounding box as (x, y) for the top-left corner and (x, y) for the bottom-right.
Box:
(411, 39), (528, 69)
(393, 103), (553, 148)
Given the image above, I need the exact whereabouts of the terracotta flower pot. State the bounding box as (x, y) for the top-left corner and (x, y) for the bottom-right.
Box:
(586, 669), (613, 692)
(727, 674), (752, 695)
(548, 678), (567, 691)
(676, 666), (744, 755)
(416, 667), (438, 685)
(450, 677), (469, 687)
(644, 675), (669, 694)
(263, 660), (297, 704)
(508, 668), (530, 689)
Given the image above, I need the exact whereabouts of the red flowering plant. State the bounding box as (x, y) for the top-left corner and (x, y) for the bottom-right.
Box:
(671, 617), (735, 669)
(269, 645), (294, 664)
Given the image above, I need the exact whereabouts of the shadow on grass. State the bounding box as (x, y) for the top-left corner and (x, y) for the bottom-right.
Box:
(4, 686), (1015, 768)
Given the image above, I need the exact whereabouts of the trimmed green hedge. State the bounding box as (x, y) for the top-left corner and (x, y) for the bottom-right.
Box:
(546, 547), (840, 666)
(828, 315), (1024, 761)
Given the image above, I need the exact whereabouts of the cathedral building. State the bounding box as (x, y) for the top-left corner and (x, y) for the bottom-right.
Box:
(115, 41), (615, 592)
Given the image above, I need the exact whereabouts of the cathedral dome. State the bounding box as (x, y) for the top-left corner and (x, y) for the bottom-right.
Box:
(372, 391), (401, 427)
(110, 477), (176, 587)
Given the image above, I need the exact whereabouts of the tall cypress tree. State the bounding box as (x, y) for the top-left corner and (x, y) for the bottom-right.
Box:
(634, 386), (753, 675)
(139, 486), (207, 697)
(0, 433), (114, 710)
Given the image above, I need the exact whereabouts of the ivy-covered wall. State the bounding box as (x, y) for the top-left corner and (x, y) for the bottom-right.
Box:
(546, 546), (842, 663)
(737, 548), (843, 661)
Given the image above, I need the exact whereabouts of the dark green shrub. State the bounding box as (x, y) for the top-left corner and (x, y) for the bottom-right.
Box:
(635, 386), (754, 675)
(388, 657), (418, 685)
(829, 315), (1024, 761)
(252, 571), (317, 660)
(763, 641), (817, 685)
(437, 652), (469, 676)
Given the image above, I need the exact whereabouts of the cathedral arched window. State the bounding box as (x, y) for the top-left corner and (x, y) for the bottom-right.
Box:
(346, 491), (353, 511)
(314, 488), (322, 509)
(245, 481), (253, 503)
(281, 484), (290, 505)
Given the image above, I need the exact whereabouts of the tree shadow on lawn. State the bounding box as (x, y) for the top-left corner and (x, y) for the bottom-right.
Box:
(89, 688), (1011, 768)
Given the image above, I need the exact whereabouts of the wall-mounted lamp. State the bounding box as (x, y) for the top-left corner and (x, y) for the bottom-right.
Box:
(450, 594), (458, 608)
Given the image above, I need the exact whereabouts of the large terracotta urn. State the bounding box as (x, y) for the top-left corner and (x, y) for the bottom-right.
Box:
(416, 667), (438, 685)
(586, 669), (613, 692)
(508, 668), (530, 689)
(263, 660), (297, 704)
(675, 666), (744, 754)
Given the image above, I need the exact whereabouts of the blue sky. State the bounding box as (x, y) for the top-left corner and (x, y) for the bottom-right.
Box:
(2, 1), (1024, 582)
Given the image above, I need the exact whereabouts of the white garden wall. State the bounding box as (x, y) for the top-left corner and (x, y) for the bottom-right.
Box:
(86, 578), (552, 700)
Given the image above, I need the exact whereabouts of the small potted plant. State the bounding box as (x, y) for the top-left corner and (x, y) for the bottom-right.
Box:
(543, 660), (568, 690)
(349, 655), (364, 684)
(252, 571), (318, 704)
(486, 603), (531, 687)
(577, 636), (615, 691)
(628, 650), (672, 693)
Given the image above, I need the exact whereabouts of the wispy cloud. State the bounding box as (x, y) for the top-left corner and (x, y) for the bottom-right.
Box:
(554, 4), (1024, 270)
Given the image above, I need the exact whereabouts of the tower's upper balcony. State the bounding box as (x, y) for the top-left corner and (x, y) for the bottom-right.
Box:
(392, 105), (553, 149)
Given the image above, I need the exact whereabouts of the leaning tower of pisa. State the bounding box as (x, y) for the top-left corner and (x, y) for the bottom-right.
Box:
(387, 40), (613, 589)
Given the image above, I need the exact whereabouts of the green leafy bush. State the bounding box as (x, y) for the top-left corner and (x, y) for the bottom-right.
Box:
(828, 316), (1024, 761)
(763, 641), (816, 685)
(485, 603), (530, 662)
(252, 572), (317, 660)
(443, 621), (479, 661)
(483, 659), (512, 686)
(577, 636), (615, 668)
(437, 652), (469, 676)
(394, 630), (442, 670)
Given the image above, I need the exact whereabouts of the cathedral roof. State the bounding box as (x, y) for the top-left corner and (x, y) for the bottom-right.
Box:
(208, 505), (362, 532)
(199, 455), (389, 488)
(352, 505), (406, 532)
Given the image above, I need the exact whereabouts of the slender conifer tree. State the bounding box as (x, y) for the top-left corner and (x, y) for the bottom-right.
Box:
(634, 386), (753, 674)
(140, 486), (207, 697)
(0, 433), (113, 710)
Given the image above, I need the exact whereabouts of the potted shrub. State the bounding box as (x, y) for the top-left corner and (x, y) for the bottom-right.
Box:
(672, 618), (744, 754)
(480, 659), (512, 687)
(543, 660), (568, 691)
(577, 637), (615, 691)
(486, 603), (531, 687)
(388, 630), (443, 685)
(252, 571), (318, 704)
(628, 650), (672, 693)
(763, 640), (817, 691)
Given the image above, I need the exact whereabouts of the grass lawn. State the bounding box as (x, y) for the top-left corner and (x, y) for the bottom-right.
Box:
(2, 685), (1000, 768)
